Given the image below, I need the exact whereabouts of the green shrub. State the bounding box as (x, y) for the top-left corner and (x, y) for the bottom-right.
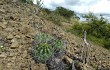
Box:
(68, 12), (110, 49)
(20, 0), (33, 4)
(103, 40), (110, 49)
(42, 7), (78, 26)
(42, 8), (52, 14)
(31, 33), (64, 63)
(55, 7), (75, 19)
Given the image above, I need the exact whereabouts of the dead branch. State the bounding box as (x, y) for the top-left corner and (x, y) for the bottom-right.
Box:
(81, 31), (89, 64)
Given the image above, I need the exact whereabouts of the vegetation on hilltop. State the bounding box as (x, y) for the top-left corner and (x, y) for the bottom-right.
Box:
(20, 0), (110, 49)
(68, 12), (110, 49)
(42, 7), (79, 26)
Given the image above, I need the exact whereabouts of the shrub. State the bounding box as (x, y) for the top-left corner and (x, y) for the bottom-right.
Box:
(68, 12), (110, 49)
(55, 7), (75, 19)
(31, 33), (64, 63)
(103, 40), (110, 49)
(42, 8), (52, 14)
(20, 0), (33, 4)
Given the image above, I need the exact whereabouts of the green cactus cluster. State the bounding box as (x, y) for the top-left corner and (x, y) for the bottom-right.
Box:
(31, 33), (64, 63)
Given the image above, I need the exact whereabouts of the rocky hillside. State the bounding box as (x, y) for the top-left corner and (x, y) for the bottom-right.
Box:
(0, 0), (110, 70)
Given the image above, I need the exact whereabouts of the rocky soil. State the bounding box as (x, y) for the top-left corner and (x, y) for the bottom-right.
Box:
(0, 0), (110, 70)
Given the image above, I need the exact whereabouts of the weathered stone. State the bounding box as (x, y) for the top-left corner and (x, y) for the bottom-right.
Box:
(22, 50), (27, 58)
(5, 28), (14, 32)
(8, 53), (14, 57)
(63, 56), (73, 64)
(0, 23), (6, 28)
(14, 35), (20, 38)
(7, 63), (12, 68)
(0, 53), (7, 58)
(10, 40), (19, 49)
(0, 9), (5, 13)
(7, 34), (13, 39)
(3, 22), (7, 25)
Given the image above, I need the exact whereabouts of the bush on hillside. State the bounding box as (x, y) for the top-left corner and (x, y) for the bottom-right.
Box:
(42, 8), (52, 14)
(20, 0), (33, 4)
(103, 40), (110, 49)
(68, 12), (110, 49)
(55, 7), (76, 19)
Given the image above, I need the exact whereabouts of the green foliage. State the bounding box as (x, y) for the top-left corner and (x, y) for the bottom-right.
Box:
(42, 7), (78, 26)
(55, 7), (75, 19)
(103, 40), (110, 49)
(31, 33), (64, 63)
(20, 0), (33, 4)
(42, 8), (52, 14)
(20, 0), (27, 3)
(82, 12), (97, 22)
(68, 12), (110, 49)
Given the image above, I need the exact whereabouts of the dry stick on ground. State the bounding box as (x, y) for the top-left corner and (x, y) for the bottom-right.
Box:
(81, 31), (89, 64)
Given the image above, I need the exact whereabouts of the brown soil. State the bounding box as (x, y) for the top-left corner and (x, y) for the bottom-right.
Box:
(0, 0), (110, 70)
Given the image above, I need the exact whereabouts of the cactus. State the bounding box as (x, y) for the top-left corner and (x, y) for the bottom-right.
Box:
(31, 33), (64, 63)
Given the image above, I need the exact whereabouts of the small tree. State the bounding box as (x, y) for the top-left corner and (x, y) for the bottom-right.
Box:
(55, 7), (75, 18)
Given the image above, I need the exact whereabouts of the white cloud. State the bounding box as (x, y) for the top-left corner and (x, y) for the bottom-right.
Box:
(33, 0), (110, 14)
(89, 0), (110, 13)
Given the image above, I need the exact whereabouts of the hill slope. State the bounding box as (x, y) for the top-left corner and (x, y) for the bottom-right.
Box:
(0, 0), (110, 70)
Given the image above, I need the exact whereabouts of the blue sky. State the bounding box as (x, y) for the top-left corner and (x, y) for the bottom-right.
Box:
(33, 0), (110, 14)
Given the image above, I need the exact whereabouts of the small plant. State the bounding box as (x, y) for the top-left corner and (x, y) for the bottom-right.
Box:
(31, 33), (64, 63)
